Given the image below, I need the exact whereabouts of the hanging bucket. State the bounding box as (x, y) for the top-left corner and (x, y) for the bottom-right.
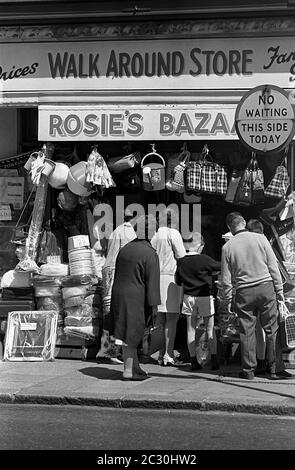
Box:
(141, 152), (166, 191)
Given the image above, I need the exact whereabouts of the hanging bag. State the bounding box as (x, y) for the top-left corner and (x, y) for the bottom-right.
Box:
(141, 145), (166, 191)
(185, 159), (202, 193)
(225, 169), (243, 203)
(199, 145), (228, 196)
(264, 165), (290, 199)
(166, 145), (191, 193)
(107, 152), (141, 174)
(234, 153), (264, 206)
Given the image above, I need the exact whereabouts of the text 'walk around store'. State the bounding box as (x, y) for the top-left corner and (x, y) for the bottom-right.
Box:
(1, 12), (295, 361)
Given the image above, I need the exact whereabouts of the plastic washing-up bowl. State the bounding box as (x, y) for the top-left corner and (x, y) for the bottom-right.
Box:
(48, 162), (69, 190)
(67, 161), (93, 197)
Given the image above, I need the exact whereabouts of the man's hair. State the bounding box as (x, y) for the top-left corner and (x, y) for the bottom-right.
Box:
(247, 219), (264, 234)
(134, 214), (158, 240)
(184, 231), (204, 252)
(124, 208), (134, 222)
(226, 212), (246, 231)
(124, 214), (134, 222)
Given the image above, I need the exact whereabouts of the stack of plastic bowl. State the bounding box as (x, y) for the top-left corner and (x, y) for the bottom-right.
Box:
(68, 235), (94, 277)
(32, 275), (64, 327)
(67, 161), (93, 197)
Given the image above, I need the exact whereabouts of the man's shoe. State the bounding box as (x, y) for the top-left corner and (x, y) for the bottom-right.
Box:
(254, 359), (267, 376)
(211, 354), (219, 371)
(239, 370), (254, 380)
(276, 370), (294, 379)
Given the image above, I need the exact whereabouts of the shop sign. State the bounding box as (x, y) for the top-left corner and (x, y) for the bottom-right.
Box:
(39, 105), (237, 141)
(1, 37), (295, 104)
(0, 176), (24, 209)
(235, 84), (295, 153)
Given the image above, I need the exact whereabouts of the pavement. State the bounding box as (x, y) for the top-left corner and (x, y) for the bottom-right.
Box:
(1, 354), (295, 415)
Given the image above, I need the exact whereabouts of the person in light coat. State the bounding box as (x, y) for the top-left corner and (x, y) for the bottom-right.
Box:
(151, 209), (186, 366)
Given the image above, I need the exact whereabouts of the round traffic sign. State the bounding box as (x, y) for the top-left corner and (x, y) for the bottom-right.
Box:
(235, 84), (295, 154)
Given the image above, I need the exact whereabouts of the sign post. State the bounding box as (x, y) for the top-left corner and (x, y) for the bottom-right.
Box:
(235, 84), (295, 154)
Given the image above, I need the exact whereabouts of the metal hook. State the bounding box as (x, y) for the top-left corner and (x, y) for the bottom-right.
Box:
(151, 143), (156, 154)
(202, 144), (209, 155)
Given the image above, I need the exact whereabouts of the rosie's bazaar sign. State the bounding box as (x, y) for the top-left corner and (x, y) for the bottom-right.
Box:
(38, 105), (237, 141)
(2, 37), (295, 98)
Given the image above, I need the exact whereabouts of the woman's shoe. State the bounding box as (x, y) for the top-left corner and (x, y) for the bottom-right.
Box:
(157, 356), (164, 366)
(163, 354), (185, 367)
(122, 373), (150, 381)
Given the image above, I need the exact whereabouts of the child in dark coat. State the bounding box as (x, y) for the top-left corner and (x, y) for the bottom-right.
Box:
(175, 232), (221, 371)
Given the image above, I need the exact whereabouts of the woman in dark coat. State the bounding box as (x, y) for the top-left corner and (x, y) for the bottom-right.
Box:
(110, 214), (161, 381)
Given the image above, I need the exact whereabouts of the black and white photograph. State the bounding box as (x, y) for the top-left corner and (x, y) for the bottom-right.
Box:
(0, 0), (294, 463)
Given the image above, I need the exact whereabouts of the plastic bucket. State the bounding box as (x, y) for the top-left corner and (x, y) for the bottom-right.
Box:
(141, 154), (165, 191)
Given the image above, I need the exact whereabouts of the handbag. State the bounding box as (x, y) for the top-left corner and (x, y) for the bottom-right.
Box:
(166, 148), (191, 193)
(185, 160), (202, 192)
(199, 147), (227, 196)
(234, 153), (264, 206)
(278, 301), (295, 350)
(225, 169), (243, 203)
(185, 146), (227, 196)
(142, 314), (164, 356)
(264, 165), (290, 199)
(107, 152), (140, 174)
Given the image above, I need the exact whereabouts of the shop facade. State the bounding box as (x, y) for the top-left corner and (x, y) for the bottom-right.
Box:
(1, 3), (295, 360)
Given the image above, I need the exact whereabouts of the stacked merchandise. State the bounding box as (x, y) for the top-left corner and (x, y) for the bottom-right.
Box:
(31, 274), (65, 330)
(68, 235), (94, 277)
(62, 274), (102, 341)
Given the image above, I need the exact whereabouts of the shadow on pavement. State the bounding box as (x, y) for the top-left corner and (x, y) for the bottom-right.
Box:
(79, 366), (122, 381)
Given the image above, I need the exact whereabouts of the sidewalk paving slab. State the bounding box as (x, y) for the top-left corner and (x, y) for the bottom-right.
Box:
(1, 358), (295, 415)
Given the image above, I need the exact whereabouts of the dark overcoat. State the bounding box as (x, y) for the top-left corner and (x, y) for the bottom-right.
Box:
(109, 238), (161, 347)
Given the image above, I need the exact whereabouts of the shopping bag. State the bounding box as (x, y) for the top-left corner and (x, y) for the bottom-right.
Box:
(185, 161), (202, 192)
(200, 160), (228, 195)
(264, 165), (290, 199)
(278, 301), (295, 350)
(234, 153), (264, 206)
(225, 169), (243, 203)
(166, 149), (190, 193)
(185, 153), (227, 196)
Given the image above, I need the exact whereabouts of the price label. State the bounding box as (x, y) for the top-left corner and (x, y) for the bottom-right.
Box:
(0, 204), (11, 220)
(73, 235), (90, 248)
(20, 323), (37, 331)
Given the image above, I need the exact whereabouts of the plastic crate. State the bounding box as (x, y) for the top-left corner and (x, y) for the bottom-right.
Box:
(3, 310), (58, 361)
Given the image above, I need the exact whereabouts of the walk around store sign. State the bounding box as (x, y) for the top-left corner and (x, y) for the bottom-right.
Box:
(38, 105), (237, 141)
(235, 84), (295, 153)
(0, 37), (295, 100)
(1, 36), (295, 140)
